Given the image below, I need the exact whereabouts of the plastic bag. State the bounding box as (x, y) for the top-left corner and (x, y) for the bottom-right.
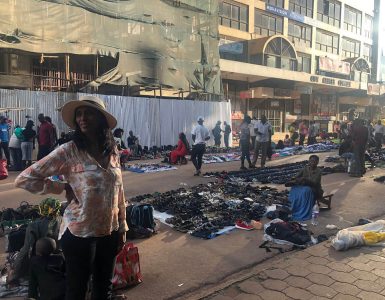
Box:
(112, 243), (142, 289)
(0, 159), (8, 180)
(331, 220), (385, 251)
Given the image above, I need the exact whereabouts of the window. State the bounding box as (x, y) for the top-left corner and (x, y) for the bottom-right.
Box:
(262, 0), (284, 8)
(254, 10), (283, 36)
(363, 44), (372, 62)
(316, 30), (339, 54)
(264, 37), (297, 71)
(289, 0), (313, 17)
(342, 37), (360, 58)
(288, 20), (312, 47)
(344, 5), (362, 35)
(317, 0), (341, 28)
(364, 15), (373, 39)
(297, 53), (311, 73)
(219, 1), (248, 31)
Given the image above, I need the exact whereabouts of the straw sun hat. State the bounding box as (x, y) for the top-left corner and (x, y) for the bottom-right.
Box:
(61, 96), (117, 129)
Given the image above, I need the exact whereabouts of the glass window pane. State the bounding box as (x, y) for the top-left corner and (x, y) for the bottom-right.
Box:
(269, 17), (275, 30)
(232, 5), (240, 19)
(223, 3), (231, 17)
(276, 18), (283, 32)
(240, 7), (248, 22)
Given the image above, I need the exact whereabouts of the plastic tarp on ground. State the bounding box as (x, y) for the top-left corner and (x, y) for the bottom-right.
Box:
(0, 0), (221, 94)
(0, 89), (231, 147)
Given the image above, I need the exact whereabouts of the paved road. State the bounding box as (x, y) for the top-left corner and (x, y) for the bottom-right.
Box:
(1, 153), (385, 299)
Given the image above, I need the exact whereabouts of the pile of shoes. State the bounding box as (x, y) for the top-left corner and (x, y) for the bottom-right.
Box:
(202, 153), (241, 164)
(129, 182), (289, 239)
(125, 163), (177, 173)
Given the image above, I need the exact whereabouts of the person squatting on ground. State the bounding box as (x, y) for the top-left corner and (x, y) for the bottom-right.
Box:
(212, 121), (222, 147)
(16, 96), (128, 300)
(0, 116), (11, 167)
(191, 116), (210, 176)
(28, 237), (66, 300)
(21, 120), (36, 169)
(251, 115), (272, 168)
(239, 116), (253, 170)
(170, 132), (189, 164)
(223, 121), (231, 148)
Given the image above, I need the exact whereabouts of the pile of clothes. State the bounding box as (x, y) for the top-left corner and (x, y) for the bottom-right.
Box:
(130, 182), (289, 239)
(125, 163), (177, 173)
(275, 143), (339, 157)
(202, 153), (241, 164)
(204, 160), (340, 184)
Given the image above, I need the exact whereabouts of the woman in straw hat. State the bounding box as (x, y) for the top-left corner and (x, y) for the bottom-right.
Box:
(15, 96), (128, 300)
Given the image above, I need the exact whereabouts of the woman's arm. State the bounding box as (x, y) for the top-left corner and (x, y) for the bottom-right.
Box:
(15, 145), (69, 194)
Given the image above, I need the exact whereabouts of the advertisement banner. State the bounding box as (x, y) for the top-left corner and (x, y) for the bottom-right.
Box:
(219, 39), (244, 55)
(265, 4), (304, 23)
(319, 57), (350, 75)
(367, 83), (381, 95)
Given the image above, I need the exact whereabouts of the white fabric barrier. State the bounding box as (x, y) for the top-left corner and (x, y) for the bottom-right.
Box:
(0, 89), (231, 147)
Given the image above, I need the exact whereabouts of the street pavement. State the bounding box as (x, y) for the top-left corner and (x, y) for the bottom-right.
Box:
(1, 152), (385, 299)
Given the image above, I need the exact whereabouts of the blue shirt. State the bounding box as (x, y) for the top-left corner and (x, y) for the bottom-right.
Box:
(0, 124), (9, 142)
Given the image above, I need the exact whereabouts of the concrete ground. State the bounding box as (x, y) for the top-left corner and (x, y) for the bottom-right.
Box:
(1, 152), (385, 299)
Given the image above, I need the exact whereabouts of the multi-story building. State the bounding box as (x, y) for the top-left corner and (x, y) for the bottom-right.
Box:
(219, 0), (379, 133)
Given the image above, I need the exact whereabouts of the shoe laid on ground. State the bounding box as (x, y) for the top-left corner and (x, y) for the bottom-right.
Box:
(235, 220), (253, 230)
(249, 165), (256, 169)
(240, 166), (247, 170)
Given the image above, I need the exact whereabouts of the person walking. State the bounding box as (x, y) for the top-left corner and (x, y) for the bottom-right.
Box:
(191, 116), (210, 176)
(251, 115), (272, 168)
(9, 125), (23, 171)
(0, 116), (11, 167)
(15, 95), (128, 300)
(223, 121), (231, 149)
(374, 120), (384, 150)
(350, 119), (369, 177)
(239, 116), (253, 170)
(249, 116), (257, 149)
(37, 113), (54, 160)
(212, 121), (222, 147)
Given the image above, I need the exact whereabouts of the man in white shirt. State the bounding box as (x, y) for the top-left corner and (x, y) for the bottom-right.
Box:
(249, 117), (257, 149)
(251, 115), (272, 168)
(374, 120), (384, 150)
(191, 116), (210, 176)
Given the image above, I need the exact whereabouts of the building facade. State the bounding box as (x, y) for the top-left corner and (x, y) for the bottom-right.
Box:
(219, 0), (381, 133)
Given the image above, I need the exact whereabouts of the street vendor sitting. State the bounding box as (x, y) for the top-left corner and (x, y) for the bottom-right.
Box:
(286, 155), (323, 221)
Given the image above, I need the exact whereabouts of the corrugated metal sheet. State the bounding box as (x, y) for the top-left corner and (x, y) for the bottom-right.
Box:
(0, 89), (231, 147)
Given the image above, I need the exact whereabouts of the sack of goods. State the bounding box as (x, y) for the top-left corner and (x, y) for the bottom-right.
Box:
(263, 218), (313, 247)
(126, 204), (156, 239)
(112, 243), (143, 289)
(331, 220), (385, 251)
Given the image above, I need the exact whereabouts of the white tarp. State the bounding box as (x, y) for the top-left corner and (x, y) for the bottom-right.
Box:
(0, 89), (231, 147)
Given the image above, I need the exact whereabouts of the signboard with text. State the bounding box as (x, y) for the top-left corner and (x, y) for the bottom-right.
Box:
(318, 57), (350, 75)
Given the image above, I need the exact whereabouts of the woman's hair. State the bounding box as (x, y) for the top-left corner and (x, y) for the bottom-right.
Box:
(179, 132), (190, 150)
(72, 109), (116, 156)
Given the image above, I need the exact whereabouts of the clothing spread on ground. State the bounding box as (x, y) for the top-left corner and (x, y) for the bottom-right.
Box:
(202, 153), (241, 164)
(130, 182), (289, 239)
(126, 163), (177, 173)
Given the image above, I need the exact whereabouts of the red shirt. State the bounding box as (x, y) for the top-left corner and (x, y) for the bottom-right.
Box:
(38, 122), (53, 146)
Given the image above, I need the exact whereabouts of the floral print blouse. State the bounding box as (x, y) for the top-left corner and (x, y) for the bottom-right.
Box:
(15, 141), (128, 239)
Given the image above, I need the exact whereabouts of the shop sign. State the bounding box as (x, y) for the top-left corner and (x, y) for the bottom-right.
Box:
(219, 39), (244, 55)
(368, 83), (381, 95)
(231, 111), (243, 120)
(319, 57), (351, 75)
(271, 100), (280, 107)
(338, 80), (351, 88)
(266, 4), (304, 23)
(239, 90), (252, 99)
